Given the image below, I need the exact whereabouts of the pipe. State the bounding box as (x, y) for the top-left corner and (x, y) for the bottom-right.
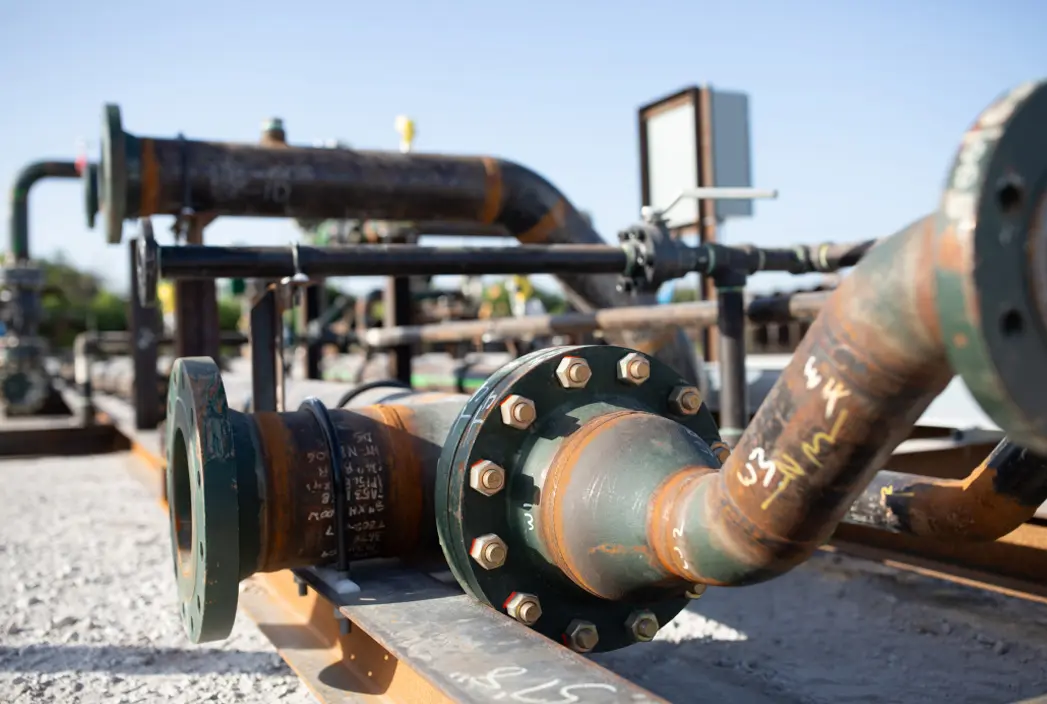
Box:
(360, 291), (829, 349)
(95, 104), (699, 383)
(639, 81), (1047, 587)
(847, 439), (1047, 541)
(9, 160), (80, 262)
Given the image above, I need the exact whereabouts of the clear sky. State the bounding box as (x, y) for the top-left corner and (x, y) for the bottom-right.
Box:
(0, 0), (1041, 296)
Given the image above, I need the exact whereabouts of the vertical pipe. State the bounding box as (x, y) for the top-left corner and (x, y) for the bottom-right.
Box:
(716, 281), (748, 447)
(8, 160), (80, 262)
(128, 238), (161, 429)
(385, 277), (413, 384)
(173, 220), (221, 362)
(250, 288), (279, 412)
(302, 283), (324, 380)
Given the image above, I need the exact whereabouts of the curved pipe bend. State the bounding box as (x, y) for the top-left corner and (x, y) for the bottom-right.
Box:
(851, 439), (1047, 542)
(8, 160), (81, 262)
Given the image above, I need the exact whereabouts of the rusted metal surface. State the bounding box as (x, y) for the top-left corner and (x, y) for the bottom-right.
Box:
(847, 440), (1047, 541)
(0, 418), (127, 458)
(362, 291), (830, 349)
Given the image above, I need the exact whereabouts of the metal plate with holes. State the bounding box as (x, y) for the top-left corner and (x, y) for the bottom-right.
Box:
(436, 345), (721, 652)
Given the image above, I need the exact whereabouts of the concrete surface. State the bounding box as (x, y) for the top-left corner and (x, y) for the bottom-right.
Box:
(2, 453), (1047, 703)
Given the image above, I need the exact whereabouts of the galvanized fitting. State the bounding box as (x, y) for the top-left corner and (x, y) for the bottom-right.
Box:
(500, 394), (537, 429)
(469, 534), (508, 570)
(555, 356), (592, 389)
(505, 592), (542, 626)
(624, 610), (660, 642)
(669, 385), (702, 415)
(469, 460), (506, 496)
(564, 619), (600, 653)
(616, 352), (651, 386)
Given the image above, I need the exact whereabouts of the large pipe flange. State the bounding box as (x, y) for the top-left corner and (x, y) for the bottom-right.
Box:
(165, 356), (245, 642)
(935, 80), (1047, 455)
(436, 345), (724, 652)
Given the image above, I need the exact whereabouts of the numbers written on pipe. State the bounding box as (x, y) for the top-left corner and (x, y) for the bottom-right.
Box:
(447, 666), (640, 704)
(736, 355), (851, 510)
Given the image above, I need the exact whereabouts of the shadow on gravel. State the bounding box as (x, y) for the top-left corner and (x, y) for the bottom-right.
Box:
(0, 645), (285, 675)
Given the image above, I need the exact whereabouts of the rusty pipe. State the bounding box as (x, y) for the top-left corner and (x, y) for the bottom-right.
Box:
(847, 439), (1047, 541)
(9, 160), (81, 262)
(362, 291), (830, 348)
(642, 82), (1047, 586)
(93, 104), (699, 383)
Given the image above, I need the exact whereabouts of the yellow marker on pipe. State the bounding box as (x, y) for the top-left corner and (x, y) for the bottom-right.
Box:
(395, 115), (416, 153)
(157, 280), (176, 316)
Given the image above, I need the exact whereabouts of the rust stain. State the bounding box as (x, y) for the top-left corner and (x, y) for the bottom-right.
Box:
(253, 412), (292, 572)
(953, 332), (969, 349)
(478, 158), (503, 224)
(647, 467), (715, 580)
(139, 138), (160, 216)
(517, 199), (567, 244)
(589, 543), (650, 556)
(359, 404), (425, 556)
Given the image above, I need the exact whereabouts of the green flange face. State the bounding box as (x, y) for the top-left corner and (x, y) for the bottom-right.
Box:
(934, 80), (1047, 455)
(101, 104), (127, 245)
(436, 345), (722, 652)
(165, 357), (241, 643)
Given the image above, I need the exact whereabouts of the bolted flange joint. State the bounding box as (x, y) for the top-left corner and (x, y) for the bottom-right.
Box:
(505, 592), (543, 626)
(616, 352), (651, 386)
(556, 356), (592, 389)
(564, 619), (600, 653)
(669, 385), (702, 415)
(625, 610), (660, 642)
(469, 534), (508, 570)
(469, 460), (506, 496)
(500, 394), (537, 429)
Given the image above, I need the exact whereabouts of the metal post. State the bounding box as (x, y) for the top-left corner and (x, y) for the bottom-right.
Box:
(301, 282), (324, 380)
(384, 276), (413, 384)
(173, 218), (221, 362)
(250, 287), (279, 412)
(716, 272), (748, 447)
(128, 238), (161, 429)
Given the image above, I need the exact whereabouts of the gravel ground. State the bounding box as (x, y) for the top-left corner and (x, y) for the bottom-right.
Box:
(2, 453), (1047, 704)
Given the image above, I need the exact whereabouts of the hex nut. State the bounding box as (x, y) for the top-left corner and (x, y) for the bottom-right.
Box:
(709, 440), (731, 464)
(500, 394), (537, 429)
(616, 352), (651, 386)
(669, 385), (702, 415)
(625, 610), (660, 642)
(564, 619), (600, 653)
(555, 356), (592, 389)
(469, 534), (508, 570)
(469, 460), (506, 496)
(505, 592), (542, 626)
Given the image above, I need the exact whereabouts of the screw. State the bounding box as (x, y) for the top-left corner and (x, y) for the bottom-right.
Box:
(616, 352), (650, 386)
(469, 534), (508, 570)
(555, 356), (592, 389)
(469, 460), (506, 496)
(333, 607), (351, 635)
(500, 394), (537, 430)
(625, 610), (660, 642)
(564, 619), (599, 653)
(685, 583), (708, 599)
(709, 440), (731, 464)
(505, 592), (542, 626)
(294, 575), (308, 597)
(669, 385), (702, 415)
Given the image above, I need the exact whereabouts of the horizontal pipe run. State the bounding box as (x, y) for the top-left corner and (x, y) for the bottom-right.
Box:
(845, 439), (1047, 541)
(9, 160), (81, 262)
(156, 243), (629, 280)
(363, 291), (830, 348)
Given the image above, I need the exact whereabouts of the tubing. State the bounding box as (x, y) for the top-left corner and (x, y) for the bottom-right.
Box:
(95, 105), (700, 382)
(847, 439), (1047, 541)
(9, 160), (80, 262)
(361, 291), (829, 349)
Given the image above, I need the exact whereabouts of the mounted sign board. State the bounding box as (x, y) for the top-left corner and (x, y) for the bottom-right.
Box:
(638, 86), (753, 232)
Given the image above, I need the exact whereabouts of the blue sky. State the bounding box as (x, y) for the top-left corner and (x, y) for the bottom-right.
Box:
(0, 0), (1040, 296)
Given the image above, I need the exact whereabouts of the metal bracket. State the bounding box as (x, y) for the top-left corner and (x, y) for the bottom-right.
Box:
(641, 186), (779, 225)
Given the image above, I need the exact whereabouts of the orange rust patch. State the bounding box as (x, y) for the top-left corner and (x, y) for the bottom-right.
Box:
(139, 139), (160, 216)
(253, 412), (292, 572)
(517, 199), (567, 244)
(953, 332), (969, 348)
(647, 467), (715, 580)
(479, 158), (503, 224)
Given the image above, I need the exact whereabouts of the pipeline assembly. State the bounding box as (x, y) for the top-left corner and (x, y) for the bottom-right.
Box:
(4, 74), (1047, 702)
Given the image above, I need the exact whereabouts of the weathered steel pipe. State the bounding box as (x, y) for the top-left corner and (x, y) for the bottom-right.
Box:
(166, 356), (467, 641)
(9, 160), (81, 262)
(92, 105), (699, 383)
(848, 439), (1047, 541)
(361, 291), (829, 348)
(642, 81), (1047, 587)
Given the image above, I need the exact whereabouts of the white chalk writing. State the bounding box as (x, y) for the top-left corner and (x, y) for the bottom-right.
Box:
(447, 666), (621, 704)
